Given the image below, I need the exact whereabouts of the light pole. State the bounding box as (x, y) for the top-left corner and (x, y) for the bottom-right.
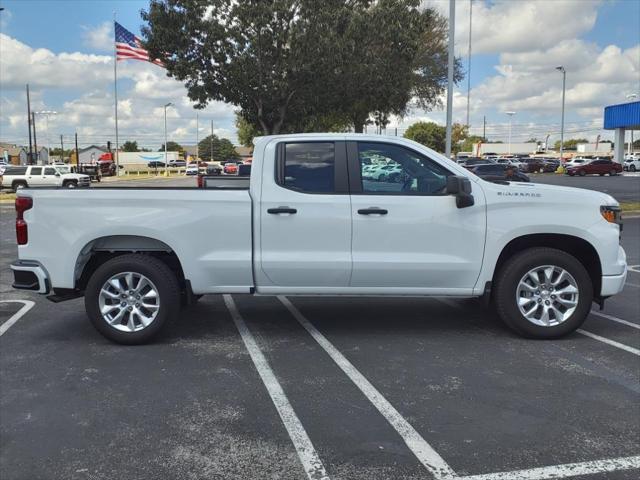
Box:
(627, 94), (638, 156)
(163, 102), (173, 177)
(556, 66), (566, 163)
(35, 110), (58, 163)
(505, 111), (516, 154)
(445, 0), (455, 158)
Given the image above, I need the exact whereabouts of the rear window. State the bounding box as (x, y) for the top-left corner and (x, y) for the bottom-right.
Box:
(279, 142), (335, 193)
(3, 166), (27, 175)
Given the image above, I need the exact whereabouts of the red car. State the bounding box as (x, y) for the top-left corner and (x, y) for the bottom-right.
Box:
(223, 162), (239, 174)
(566, 159), (623, 176)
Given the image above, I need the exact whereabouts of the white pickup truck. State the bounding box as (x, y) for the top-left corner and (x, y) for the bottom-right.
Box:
(1, 164), (91, 190)
(11, 134), (627, 344)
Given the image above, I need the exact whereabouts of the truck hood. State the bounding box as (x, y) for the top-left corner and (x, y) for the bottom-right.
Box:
(479, 179), (619, 207)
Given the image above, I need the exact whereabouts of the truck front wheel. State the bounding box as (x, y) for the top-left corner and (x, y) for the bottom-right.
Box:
(85, 254), (180, 344)
(494, 248), (593, 338)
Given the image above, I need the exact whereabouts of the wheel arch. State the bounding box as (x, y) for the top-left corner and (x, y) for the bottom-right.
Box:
(492, 233), (602, 297)
(74, 235), (186, 291)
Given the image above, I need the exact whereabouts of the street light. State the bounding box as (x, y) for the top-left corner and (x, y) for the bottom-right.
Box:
(163, 102), (173, 177)
(556, 66), (566, 163)
(34, 110), (58, 163)
(627, 94), (638, 156)
(505, 111), (516, 154)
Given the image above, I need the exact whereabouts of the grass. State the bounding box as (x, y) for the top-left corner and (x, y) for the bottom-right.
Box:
(620, 201), (640, 213)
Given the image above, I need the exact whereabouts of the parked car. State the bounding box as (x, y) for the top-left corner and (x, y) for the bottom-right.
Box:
(1, 165), (90, 190)
(623, 156), (640, 172)
(541, 158), (560, 173)
(147, 160), (165, 168)
(224, 162), (239, 175)
(461, 157), (489, 169)
(566, 159), (623, 176)
(10, 134), (626, 345)
(185, 163), (200, 176)
(469, 164), (530, 183)
(168, 160), (186, 168)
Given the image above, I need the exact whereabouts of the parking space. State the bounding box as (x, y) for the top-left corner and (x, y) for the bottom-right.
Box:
(1, 208), (639, 479)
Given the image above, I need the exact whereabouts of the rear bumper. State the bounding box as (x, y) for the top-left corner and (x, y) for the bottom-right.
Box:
(10, 260), (50, 294)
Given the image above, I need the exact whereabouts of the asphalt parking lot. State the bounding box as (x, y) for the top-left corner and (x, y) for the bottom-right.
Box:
(1, 198), (639, 479)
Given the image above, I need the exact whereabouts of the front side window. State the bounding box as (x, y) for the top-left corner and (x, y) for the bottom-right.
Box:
(281, 142), (335, 193)
(30, 167), (42, 175)
(358, 142), (451, 195)
(44, 167), (56, 175)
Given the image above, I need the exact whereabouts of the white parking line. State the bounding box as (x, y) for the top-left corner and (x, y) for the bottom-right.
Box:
(0, 300), (35, 337)
(590, 310), (640, 330)
(577, 329), (640, 356)
(222, 295), (330, 480)
(459, 455), (640, 480)
(628, 265), (640, 273)
(278, 296), (457, 480)
(625, 281), (640, 288)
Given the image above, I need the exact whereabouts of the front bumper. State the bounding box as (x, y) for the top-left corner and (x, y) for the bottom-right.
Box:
(10, 260), (50, 294)
(600, 246), (628, 296)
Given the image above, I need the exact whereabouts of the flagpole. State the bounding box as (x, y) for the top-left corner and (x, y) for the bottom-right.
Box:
(113, 12), (120, 174)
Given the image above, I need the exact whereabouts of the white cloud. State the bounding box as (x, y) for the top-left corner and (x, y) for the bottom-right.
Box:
(82, 21), (113, 52)
(425, 0), (601, 55)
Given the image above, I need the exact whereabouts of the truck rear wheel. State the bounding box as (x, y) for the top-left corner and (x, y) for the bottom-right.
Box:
(12, 181), (27, 191)
(84, 254), (180, 344)
(494, 248), (593, 338)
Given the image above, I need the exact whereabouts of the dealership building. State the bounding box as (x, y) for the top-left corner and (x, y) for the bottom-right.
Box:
(604, 100), (639, 163)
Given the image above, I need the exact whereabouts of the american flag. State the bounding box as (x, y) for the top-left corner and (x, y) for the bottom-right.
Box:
(115, 21), (164, 66)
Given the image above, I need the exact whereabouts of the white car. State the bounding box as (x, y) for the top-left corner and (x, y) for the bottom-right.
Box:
(1, 165), (91, 190)
(11, 134), (626, 344)
(623, 155), (639, 172)
(185, 163), (200, 176)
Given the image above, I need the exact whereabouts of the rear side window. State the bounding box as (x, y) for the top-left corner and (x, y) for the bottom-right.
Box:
(3, 167), (27, 175)
(280, 142), (335, 193)
(30, 167), (42, 175)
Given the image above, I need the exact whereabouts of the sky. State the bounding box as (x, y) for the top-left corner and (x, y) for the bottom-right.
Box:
(0, 0), (639, 150)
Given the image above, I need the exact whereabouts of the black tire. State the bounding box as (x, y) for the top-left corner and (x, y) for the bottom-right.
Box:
(63, 180), (77, 188)
(12, 180), (27, 191)
(493, 247), (593, 339)
(84, 254), (180, 344)
(609, 170), (617, 176)
(631, 165), (637, 172)
(578, 170), (586, 176)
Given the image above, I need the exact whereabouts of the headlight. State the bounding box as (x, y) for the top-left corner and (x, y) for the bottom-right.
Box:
(601, 205), (622, 230)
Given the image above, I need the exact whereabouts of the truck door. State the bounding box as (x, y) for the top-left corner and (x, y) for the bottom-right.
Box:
(259, 141), (352, 288)
(348, 141), (486, 292)
(27, 166), (44, 186)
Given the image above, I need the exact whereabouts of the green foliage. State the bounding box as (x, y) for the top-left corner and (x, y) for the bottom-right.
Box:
(460, 135), (486, 154)
(198, 134), (239, 162)
(235, 115), (260, 148)
(403, 121), (446, 153)
(158, 141), (183, 153)
(142, 0), (462, 135)
(553, 138), (589, 150)
(121, 141), (139, 152)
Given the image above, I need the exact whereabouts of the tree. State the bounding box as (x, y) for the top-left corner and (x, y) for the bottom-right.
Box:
(121, 141), (139, 152)
(553, 138), (588, 150)
(403, 121), (446, 153)
(159, 141), (183, 153)
(235, 115), (260, 148)
(460, 135), (486, 154)
(142, 1), (461, 135)
(198, 134), (239, 162)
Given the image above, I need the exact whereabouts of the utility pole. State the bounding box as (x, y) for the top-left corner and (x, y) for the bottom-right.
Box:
(60, 135), (64, 163)
(556, 66), (566, 163)
(483, 115), (486, 140)
(196, 112), (199, 161)
(466, 0), (472, 128)
(163, 102), (173, 177)
(210, 119), (214, 162)
(505, 111), (516, 154)
(445, 0), (455, 158)
(32, 112), (39, 164)
(75, 132), (79, 167)
(26, 84), (33, 164)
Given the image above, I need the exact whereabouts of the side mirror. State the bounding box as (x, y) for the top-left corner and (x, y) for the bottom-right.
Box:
(55, 172), (61, 177)
(446, 175), (475, 208)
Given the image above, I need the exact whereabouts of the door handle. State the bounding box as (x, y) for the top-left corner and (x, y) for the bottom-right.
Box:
(267, 207), (297, 214)
(358, 208), (388, 215)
